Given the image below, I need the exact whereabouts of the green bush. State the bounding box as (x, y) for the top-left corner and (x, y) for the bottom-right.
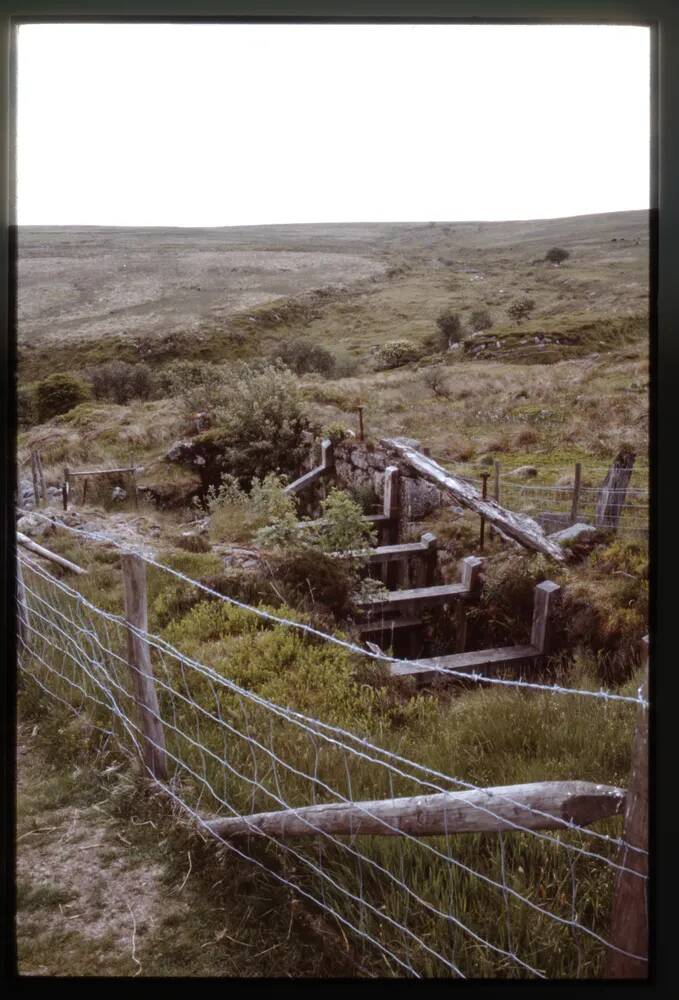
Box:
(271, 338), (336, 377)
(373, 340), (422, 370)
(545, 247), (570, 265)
(35, 373), (91, 422)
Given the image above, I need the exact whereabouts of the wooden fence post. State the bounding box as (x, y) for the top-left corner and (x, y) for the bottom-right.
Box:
(570, 462), (582, 525)
(30, 452), (40, 508)
(596, 448), (635, 530)
(63, 467), (70, 511)
(422, 532), (438, 587)
(357, 406), (365, 442)
(479, 472), (489, 551)
(383, 465), (400, 545)
(121, 554), (168, 781)
(35, 451), (47, 505)
(530, 581), (561, 654)
(606, 635), (649, 978)
(456, 556), (483, 653)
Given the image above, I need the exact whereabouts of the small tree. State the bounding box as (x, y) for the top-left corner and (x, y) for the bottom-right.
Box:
(271, 338), (336, 377)
(545, 247), (570, 266)
(435, 309), (464, 348)
(469, 308), (493, 332)
(507, 297), (535, 325)
(35, 373), (91, 422)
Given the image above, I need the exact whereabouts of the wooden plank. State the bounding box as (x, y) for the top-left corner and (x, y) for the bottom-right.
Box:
(320, 438), (334, 469)
(204, 780), (625, 840)
(530, 581), (561, 654)
(381, 438), (567, 562)
(356, 582), (469, 615)
(68, 467), (136, 477)
(358, 616), (424, 635)
(16, 532), (87, 575)
(30, 453), (40, 508)
(283, 465), (329, 496)
(606, 636), (649, 978)
(121, 554), (168, 781)
(390, 645), (539, 680)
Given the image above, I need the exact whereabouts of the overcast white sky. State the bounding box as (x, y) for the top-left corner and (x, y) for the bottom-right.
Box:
(16, 22), (650, 227)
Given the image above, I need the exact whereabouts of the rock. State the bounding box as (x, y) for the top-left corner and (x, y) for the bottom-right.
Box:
(506, 465), (538, 479)
(111, 486), (127, 501)
(402, 478), (442, 519)
(191, 411), (212, 434)
(535, 511), (571, 532)
(17, 512), (54, 538)
(549, 522), (597, 544)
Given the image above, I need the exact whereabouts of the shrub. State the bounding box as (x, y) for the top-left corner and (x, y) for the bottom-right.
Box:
(35, 373), (91, 422)
(423, 366), (451, 398)
(271, 338), (336, 377)
(89, 361), (155, 404)
(373, 340), (421, 370)
(315, 488), (376, 553)
(507, 297), (536, 325)
(469, 309), (493, 332)
(435, 309), (464, 347)
(545, 247), (570, 265)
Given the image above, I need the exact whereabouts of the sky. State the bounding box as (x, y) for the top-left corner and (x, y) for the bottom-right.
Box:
(16, 22), (651, 227)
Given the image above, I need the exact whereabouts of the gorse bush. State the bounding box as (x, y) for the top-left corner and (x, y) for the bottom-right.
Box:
(373, 340), (422, 370)
(35, 373), (91, 422)
(17, 383), (37, 428)
(545, 247), (570, 265)
(89, 361), (155, 404)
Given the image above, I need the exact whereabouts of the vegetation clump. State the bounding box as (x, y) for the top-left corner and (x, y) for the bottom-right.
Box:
(469, 308), (493, 332)
(545, 247), (570, 265)
(434, 308), (465, 348)
(35, 373), (92, 422)
(270, 338), (336, 377)
(89, 360), (155, 404)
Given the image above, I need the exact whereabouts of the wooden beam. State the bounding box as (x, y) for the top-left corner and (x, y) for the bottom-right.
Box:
(356, 582), (469, 616)
(284, 464), (329, 496)
(381, 438), (567, 562)
(16, 531), (87, 575)
(204, 780), (625, 840)
(390, 645), (540, 681)
(67, 466), (136, 478)
(606, 636), (649, 978)
(121, 554), (168, 781)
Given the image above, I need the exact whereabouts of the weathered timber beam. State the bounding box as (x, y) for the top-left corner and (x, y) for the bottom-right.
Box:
(391, 645), (540, 681)
(68, 467), (137, 477)
(204, 780), (625, 840)
(284, 464), (330, 496)
(17, 531), (87, 575)
(381, 438), (566, 562)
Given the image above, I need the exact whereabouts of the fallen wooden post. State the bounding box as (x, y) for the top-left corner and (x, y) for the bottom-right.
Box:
(16, 531), (87, 575)
(204, 780), (625, 840)
(381, 438), (566, 562)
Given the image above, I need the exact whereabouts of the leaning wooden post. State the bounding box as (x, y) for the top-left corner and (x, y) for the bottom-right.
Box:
(606, 635), (649, 978)
(63, 467), (70, 511)
(570, 462), (582, 525)
(456, 556), (483, 653)
(421, 532), (438, 587)
(121, 554), (168, 781)
(356, 406), (365, 442)
(530, 581), (561, 654)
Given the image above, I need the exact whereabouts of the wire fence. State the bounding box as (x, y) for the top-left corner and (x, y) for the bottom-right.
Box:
(15, 518), (649, 979)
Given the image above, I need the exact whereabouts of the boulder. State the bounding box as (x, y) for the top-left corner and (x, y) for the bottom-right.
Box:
(111, 486), (127, 502)
(549, 522), (597, 545)
(506, 465), (538, 479)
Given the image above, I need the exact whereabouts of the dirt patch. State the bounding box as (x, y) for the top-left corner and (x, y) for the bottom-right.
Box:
(16, 727), (191, 975)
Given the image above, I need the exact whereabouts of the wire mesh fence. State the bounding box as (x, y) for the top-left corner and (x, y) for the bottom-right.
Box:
(16, 530), (648, 979)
